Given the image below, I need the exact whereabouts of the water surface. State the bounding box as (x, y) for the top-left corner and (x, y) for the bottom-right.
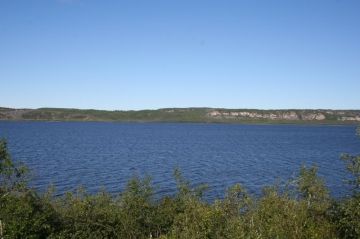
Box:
(0, 121), (359, 200)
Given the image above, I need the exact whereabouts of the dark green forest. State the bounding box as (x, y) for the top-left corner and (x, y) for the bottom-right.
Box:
(0, 130), (359, 238)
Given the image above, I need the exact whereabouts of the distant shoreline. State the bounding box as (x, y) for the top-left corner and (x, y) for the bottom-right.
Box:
(0, 121), (356, 129)
(1, 107), (359, 125)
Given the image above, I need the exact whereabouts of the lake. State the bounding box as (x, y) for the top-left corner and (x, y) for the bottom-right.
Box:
(0, 121), (359, 200)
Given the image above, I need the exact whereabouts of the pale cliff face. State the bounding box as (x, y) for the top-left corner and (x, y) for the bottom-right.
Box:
(341, 116), (360, 121)
(207, 110), (360, 122)
(301, 113), (326, 121)
(282, 112), (299, 120)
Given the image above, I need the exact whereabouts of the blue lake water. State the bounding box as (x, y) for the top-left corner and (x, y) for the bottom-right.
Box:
(0, 121), (359, 200)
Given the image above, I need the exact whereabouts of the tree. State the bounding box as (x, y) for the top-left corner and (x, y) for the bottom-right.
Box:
(0, 139), (28, 193)
(335, 126), (360, 238)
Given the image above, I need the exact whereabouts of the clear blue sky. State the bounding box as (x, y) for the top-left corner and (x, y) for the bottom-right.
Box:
(1, 0), (359, 110)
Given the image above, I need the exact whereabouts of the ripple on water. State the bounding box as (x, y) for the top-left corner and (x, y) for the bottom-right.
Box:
(0, 121), (359, 200)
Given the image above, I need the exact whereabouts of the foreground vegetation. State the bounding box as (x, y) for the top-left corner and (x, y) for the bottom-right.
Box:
(0, 131), (359, 238)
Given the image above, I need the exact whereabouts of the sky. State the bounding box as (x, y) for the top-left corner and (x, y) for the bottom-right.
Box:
(0, 0), (359, 110)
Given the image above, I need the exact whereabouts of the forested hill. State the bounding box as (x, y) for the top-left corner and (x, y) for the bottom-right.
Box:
(1, 107), (360, 124)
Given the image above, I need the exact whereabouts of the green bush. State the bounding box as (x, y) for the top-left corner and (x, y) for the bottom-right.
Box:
(333, 131), (360, 239)
(0, 139), (28, 193)
(50, 189), (121, 239)
(0, 191), (60, 239)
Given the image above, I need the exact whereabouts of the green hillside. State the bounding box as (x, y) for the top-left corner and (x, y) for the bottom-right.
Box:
(1, 107), (360, 124)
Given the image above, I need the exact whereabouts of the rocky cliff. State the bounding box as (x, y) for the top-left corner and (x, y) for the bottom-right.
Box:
(206, 109), (360, 122)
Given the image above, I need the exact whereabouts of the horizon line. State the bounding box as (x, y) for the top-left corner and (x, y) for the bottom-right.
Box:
(2, 106), (360, 111)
